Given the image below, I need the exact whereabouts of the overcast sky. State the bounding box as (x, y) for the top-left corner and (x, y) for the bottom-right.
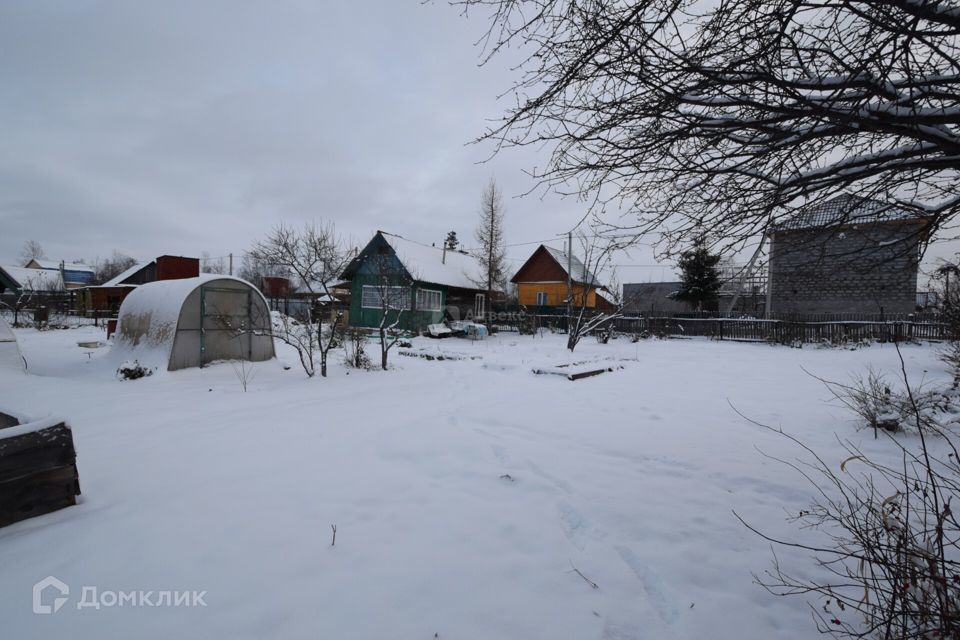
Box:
(1, 1), (954, 286)
(0, 0), (679, 282)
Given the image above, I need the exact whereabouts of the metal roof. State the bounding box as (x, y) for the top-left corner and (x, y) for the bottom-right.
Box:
(542, 246), (600, 285)
(28, 259), (95, 273)
(776, 195), (925, 231)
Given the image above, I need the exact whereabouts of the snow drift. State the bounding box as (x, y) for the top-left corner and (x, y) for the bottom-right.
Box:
(0, 317), (24, 373)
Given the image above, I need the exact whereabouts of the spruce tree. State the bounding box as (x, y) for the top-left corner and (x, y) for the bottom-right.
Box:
(674, 237), (721, 311)
(444, 231), (459, 251)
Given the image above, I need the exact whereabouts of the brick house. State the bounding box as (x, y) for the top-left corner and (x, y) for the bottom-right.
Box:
(769, 195), (929, 315)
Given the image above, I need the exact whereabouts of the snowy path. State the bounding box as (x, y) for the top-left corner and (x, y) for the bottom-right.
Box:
(0, 327), (948, 639)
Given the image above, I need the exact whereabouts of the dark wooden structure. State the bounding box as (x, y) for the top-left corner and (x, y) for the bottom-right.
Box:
(79, 254), (201, 317)
(0, 411), (81, 528)
(496, 310), (954, 344)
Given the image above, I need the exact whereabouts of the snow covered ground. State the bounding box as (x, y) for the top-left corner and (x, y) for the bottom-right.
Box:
(0, 326), (950, 639)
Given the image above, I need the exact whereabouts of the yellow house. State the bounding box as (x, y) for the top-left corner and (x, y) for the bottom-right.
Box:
(511, 245), (612, 310)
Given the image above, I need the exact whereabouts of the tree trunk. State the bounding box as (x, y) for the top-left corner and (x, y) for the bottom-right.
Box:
(380, 327), (388, 370)
(317, 323), (327, 378)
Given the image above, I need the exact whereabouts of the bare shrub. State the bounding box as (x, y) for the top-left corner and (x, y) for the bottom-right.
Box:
(117, 360), (152, 381)
(740, 347), (960, 638)
(343, 328), (371, 370)
(941, 342), (960, 390)
(814, 367), (960, 437)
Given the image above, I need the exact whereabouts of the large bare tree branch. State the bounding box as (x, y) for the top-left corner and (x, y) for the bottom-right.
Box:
(456, 0), (960, 256)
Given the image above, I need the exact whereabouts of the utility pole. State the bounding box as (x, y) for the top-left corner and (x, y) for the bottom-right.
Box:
(566, 231), (573, 327)
(764, 234), (774, 318)
(229, 253), (233, 276)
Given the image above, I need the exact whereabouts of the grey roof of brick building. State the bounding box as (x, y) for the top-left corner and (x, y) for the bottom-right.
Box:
(776, 195), (926, 231)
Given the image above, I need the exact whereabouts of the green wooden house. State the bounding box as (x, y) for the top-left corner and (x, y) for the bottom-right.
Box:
(340, 231), (489, 331)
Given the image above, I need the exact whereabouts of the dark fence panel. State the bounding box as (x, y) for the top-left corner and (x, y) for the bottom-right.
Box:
(489, 308), (954, 344)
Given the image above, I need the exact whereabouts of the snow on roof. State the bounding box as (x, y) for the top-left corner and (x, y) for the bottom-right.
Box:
(542, 246), (600, 285)
(382, 233), (483, 290)
(29, 259), (94, 273)
(294, 278), (340, 295)
(101, 261), (148, 287)
(111, 274), (262, 370)
(777, 195), (925, 231)
(0, 266), (64, 291)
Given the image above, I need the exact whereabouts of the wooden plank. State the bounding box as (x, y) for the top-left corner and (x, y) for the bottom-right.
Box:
(567, 367), (614, 381)
(0, 465), (79, 527)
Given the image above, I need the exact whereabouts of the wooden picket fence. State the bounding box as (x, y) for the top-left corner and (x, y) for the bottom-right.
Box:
(608, 316), (951, 344)
(496, 311), (954, 344)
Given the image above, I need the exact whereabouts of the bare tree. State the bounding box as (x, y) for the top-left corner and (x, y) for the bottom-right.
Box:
(270, 313), (322, 378)
(93, 251), (137, 285)
(0, 285), (33, 328)
(474, 178), (507, 309)
(201, 251), (227, 275)
(236, 252), (287, 289)
(565, 232), (625, 351)
(0, 271), (61, 327)
(249, 222), (350, 377)
(367, 252), (415, 371)
(456, 0), (960, 256)
(18, 240), (45, 265)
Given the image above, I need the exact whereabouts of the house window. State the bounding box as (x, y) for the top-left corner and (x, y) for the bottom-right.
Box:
(536, 291), (549, 305)
(416, 288), (442, 312)
(361, 285), (411, 310)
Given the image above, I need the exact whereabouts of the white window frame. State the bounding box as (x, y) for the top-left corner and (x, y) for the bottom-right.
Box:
(536, 291), (549, 305)
(361, 285), (411, 310)
(416, 288), (442, 312)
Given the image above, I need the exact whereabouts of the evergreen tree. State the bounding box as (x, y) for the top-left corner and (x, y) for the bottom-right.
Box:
(674, 238), (721, 311)
(444, 231), (459, 251)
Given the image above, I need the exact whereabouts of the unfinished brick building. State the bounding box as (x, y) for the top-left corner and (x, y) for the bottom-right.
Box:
(768, 195), (929, 315)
